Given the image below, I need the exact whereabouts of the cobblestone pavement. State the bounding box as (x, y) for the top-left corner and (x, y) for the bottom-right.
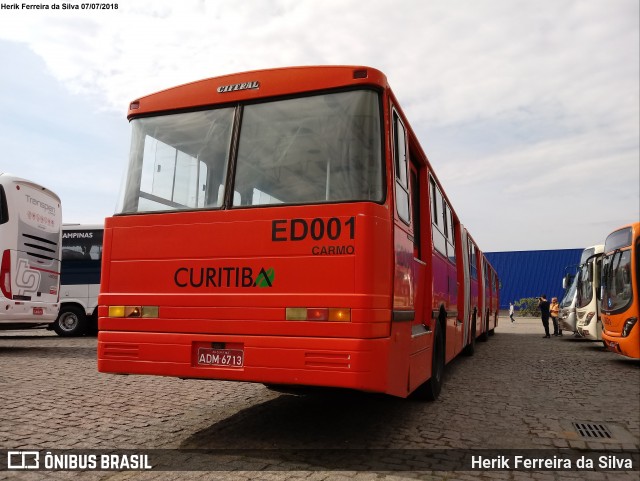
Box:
(0, 317), (638, 480)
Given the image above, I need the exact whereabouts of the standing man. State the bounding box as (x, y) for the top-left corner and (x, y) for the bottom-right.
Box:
(538, 294), (551, 338)
(509, 302), (515, 322)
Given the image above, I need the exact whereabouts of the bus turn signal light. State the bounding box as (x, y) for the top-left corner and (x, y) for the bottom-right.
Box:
(286, 307), (350, 322)
(108, 306), (159, 318)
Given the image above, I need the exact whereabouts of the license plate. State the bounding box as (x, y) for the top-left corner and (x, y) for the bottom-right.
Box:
(33, 307), (43, 315)
(196, 348), (244, 368)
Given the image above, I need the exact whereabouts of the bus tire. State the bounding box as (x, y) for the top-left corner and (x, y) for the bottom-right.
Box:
(85, 311), (98, 336)
(463, 317), (476, 356)
(412, 322), (444, 401)
(54, 305), (87, 337)
(479, 315), (489, 342)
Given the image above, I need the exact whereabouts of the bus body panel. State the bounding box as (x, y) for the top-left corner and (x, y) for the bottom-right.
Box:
(128, 66), (389, 119)
(0, 173), (62, 326)
(99, 203), (397, 390)
(601, 223), (639, 358)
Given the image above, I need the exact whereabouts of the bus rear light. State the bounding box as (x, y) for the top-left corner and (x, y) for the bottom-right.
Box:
(141, 306), (159, 318)
(129, 101), (140, 110)
(353, 69), (368, 79)
(285, 307), (306, 320)
(328, 308), (350, 322)
(108, 306), (125, 317)
(285, 307), (351, 322)
(0, 250), (11, 299)
(108, 306), (159, 318)
(307, 308), (329, 321)
(622, 317), (637, 337)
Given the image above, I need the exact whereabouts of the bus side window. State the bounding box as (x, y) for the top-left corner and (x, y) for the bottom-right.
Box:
(469, 242), (477, 280)
(444, 203), (456, 264)
(393, 110), (410, 224)
(430, 177), (447, 257)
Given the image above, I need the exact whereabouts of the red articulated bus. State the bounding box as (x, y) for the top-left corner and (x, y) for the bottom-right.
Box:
(97, 66), (498, 399)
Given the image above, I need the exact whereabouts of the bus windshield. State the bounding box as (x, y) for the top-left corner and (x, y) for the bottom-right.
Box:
(576, 262), (593, 308)
(601, 249), (633, 312)
(117, 89), (383, 214)
(561, 273), (578, 308)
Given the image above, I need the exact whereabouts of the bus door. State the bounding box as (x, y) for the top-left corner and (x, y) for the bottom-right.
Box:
(409, 161), (428, 331)
(460, 229), (471, 349)
(392, 112), (431, 393)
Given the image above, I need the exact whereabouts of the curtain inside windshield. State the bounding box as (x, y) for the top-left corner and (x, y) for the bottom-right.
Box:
(233, 90), (382, 206)
(118, 108), (234, 213)
(576, 263), (593, 308)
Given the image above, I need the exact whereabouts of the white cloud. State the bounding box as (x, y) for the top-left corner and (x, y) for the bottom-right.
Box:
(0, 0), (637, 249)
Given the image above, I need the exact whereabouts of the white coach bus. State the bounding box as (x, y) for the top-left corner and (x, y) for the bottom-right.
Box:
(0, 173), (62, 329)
(52, 224), (103, 336)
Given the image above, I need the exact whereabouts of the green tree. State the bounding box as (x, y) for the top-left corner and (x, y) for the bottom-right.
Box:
(514, 297), (540, 317)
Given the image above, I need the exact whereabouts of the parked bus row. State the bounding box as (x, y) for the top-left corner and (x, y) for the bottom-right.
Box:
(96, 66), (500, 400)
(560, 245), (604, 339)
(559, 223), (639, 359)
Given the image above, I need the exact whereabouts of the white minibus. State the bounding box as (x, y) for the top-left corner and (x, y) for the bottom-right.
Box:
(52, 224), (102, 336)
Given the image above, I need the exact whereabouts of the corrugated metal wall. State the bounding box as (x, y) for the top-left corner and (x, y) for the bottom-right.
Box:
(486, 249), (583, 310)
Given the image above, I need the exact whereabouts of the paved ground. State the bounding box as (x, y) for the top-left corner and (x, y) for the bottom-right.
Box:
(0, 316), (638, 480)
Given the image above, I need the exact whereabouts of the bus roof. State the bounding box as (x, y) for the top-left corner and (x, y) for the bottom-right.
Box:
(127, 66), (388, 119)
(0, 172), (61, 203)
(63, 223), (104, 231)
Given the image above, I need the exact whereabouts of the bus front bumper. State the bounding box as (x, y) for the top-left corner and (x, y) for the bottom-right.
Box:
(602, 328), (640, 359)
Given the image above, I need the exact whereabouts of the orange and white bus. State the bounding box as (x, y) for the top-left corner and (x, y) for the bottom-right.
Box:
(97, 66), (498, 399)
(601, 222), (639, 359)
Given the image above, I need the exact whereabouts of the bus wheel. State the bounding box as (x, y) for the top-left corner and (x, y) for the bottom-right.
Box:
(463, 318), (476, 356)
(412, 322), (445, 401)
(85, 312), (98, 336)
(54, 305), (87, 337)
(479, 316), (489, 342)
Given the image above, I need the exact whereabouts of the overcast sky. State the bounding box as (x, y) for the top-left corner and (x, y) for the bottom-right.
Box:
(0, 0), (637, 252)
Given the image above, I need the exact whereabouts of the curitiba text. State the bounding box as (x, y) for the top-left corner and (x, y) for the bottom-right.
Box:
(174, 266), (275, 289)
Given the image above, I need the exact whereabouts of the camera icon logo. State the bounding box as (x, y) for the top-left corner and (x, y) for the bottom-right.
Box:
(7, 451), (40, 470)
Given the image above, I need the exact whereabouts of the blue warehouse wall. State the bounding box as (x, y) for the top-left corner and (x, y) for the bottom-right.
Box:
(485, 249), (583, 310)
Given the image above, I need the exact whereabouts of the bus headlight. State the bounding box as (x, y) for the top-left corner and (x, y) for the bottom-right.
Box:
(622, 317), (638, 337)
(585, 312), (595, 323)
